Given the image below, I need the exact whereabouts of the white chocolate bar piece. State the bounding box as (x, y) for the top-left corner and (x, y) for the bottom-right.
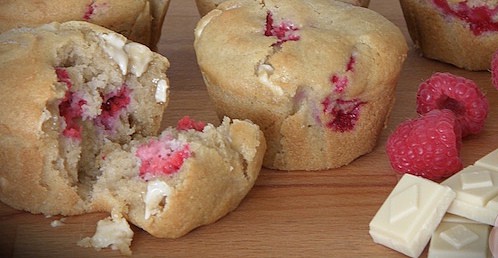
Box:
(369, 174), (456, 258)
(428, 220), (490, 258)
(475, 148), (498, 172)
(441, 165), (498, 225)
(441, 213), (480, 224)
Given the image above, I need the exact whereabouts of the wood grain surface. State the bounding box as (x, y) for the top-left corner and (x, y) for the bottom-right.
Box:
(1, 1), (497, 257)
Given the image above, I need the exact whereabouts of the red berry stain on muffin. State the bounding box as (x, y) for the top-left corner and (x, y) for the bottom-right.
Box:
(136, 136), (191, 180)
(83, 2), (96, 20)
(321, 98), (366, 132)
(345, 55), (356, 72)
(331, 75), (348, 94)
(176, 116), (206, 132)
(320, 54), (364, 131)
(95, 86), (131, 131)
(56, 68), (87, 140)
(56, 67), (72, 88)
(332, 55), (356, 93)
(432, 0), (498, 35)
(264, 11), (300, 45)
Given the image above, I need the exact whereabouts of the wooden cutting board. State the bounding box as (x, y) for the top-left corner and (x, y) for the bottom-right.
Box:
(1, 1), (497, 257)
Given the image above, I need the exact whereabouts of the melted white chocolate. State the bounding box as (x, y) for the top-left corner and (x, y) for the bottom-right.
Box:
(99, 33), (128, 75)
(144, 180), (172, 220)
(124, 42), (153, 77)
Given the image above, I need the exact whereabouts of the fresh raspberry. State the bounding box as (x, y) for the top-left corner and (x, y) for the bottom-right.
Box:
(386, 109), (463, 181)
(416, 72), (489, 137)
(176, 116), (206, 132)
(492, 49), (498, 90)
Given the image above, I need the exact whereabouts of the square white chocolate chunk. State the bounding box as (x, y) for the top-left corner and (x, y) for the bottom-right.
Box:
(442, 165), (498, 225)
(428, 221), (490, 258)
(439, 224), (479, 249)
(369, 174), (456, 258)
(475, 148), (498, 172)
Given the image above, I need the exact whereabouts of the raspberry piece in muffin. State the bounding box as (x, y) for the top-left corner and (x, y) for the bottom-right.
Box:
(346, 55), (356, 72)
(321, 98), (366, 132)
(264, 11), (300, 45)
(332, 54), (356, 93)
(59, 91), (87, 139)
(56, 67), (87, 140)
(321, 53), (364, 131)
(432, 0), (498, 36)
(83, 2), (96, 21)
(135, 135), (192, 181)
(176, 116), (206, 131)
(56, 67), (72, 88)
(95, 86), (132, 132)
(331, 75), (349, 93)
(400, 0), (498, 70)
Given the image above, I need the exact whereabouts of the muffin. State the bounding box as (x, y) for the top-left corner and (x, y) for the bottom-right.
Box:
(194, 0), (408, 170)
(194, 0), (371, 16)
(0, 21), (266, 240)
(77, 117), (265, 255)
(0, 21), (170, 216)
(90, 117), (266, 238)
(0, 0), (170, 48)
(399, 0), (498, 70)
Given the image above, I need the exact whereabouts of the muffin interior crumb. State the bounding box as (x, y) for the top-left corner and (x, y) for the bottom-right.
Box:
(41, 27), (163, 200)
